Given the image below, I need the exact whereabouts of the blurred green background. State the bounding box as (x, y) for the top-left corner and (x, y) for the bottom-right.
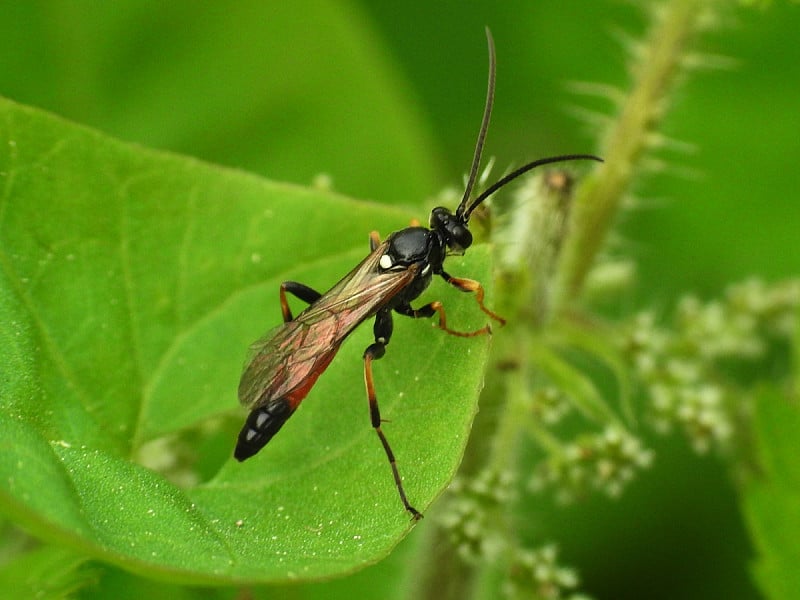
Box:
(1, 1), (798, 598)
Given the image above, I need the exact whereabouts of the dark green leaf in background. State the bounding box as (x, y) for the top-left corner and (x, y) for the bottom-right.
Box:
(0, 0), (444, 206)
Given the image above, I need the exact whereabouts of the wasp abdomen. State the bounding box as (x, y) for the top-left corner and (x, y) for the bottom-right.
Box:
(235, 399), (294, 461)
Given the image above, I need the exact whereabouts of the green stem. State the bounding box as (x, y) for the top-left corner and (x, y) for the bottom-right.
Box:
(553, 0), (708, 311)
(405, 521), (477, 600)
(486, 330), (531, 475)
(793, 303), (800, 401)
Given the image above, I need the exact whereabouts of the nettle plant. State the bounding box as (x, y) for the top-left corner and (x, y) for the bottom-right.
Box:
(419, 3), (799, 600)
(0, 2), (796, 600)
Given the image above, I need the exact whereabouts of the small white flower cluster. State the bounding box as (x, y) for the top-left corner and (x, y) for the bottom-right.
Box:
(529, 427), (654, 503)
(680, 278), (800, 356)
(502, 544), (590, 600)
(437, 469), (516, 564)
(531, 386), (574, 426)
(622, 278), (799, 453)
(439, 471), (591, 599)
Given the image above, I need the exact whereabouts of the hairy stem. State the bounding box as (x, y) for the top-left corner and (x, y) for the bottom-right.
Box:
(553, 0), (711, 311)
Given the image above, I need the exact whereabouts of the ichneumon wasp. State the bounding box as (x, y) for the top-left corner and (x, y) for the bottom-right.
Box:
(234, 28), (602, 520)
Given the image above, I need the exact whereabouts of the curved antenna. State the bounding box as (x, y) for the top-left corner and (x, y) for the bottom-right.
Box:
(455, 31), (602, 223)
(460, 154), (604, 222)
(456, 27), (496, 220)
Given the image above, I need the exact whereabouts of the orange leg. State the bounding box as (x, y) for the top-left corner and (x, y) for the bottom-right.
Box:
(407, 300), (492, 337)
(397, 273), (504, 336)
(441, 274), (506, 326)
(369, 230), (381, 252)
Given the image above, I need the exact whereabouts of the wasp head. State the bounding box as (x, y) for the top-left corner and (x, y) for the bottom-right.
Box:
(430, 206), (473, 254)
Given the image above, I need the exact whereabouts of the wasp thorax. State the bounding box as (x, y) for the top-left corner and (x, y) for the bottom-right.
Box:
(383, 227), (430, 270)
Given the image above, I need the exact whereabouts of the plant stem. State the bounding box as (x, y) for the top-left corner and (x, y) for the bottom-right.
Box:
(552, 0), (709, 311)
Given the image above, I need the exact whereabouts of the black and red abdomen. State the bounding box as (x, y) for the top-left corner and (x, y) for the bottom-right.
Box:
(235, 325), (341, 461)
(234, 246), (421, 462)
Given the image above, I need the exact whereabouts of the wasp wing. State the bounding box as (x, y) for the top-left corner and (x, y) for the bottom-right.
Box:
(238, 241), (419, 410)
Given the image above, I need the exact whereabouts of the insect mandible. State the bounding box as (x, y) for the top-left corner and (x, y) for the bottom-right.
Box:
(234, 28), (602, 520)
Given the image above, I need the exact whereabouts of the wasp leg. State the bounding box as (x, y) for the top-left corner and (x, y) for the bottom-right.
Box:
(369, 230), (381, 252)
(280, 281), (322, 322)
(395, 300), (492, 337)
(363, 308), (423, 521)
(439, 270), (506, 326)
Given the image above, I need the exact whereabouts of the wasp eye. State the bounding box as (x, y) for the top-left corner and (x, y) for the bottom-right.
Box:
(449, 223), (472, 251)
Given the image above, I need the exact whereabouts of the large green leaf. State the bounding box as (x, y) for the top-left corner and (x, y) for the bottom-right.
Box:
(0, 98), (494, 583)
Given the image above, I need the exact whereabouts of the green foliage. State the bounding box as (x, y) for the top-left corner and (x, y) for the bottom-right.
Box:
(1, 1), (798, 599)
(0, 97), (492, 583)
(619, 280), (799, 454)
(0, 545), (98, 600)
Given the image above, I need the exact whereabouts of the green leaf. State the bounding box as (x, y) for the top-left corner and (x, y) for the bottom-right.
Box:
(0, 545), (98, 600)
(0, 98), (493, 583)
(742, 387), (800, 599)
(0, 1), (443, 206)
(528, 342), (621, 426)
(550, 318), (635, 425)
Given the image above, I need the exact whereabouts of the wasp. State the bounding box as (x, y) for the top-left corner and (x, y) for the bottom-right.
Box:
(234, 29), (601, 520)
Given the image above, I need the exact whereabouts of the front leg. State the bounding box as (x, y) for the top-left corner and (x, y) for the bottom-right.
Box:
(363, 308), (422, 521)
(439, 269), (506, 326)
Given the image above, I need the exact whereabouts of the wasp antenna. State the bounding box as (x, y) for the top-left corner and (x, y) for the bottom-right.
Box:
(461, 154), (604, 221)
(456, 27), (496, 221)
